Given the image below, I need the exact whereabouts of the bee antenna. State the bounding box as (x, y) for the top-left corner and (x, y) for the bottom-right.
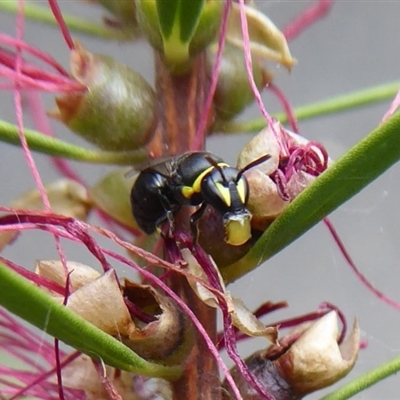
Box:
(237, 154), (271, 181)
(205, 155), (229, 184)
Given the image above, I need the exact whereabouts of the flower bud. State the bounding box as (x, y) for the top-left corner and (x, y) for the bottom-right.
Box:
(227, 3), (296, 70)
(207, 43), (270, 120)
(223, 312), (360, 399)
(96, 0), (138, 33)
(136, 0), (223, 71)
(50, 42), (157, 151)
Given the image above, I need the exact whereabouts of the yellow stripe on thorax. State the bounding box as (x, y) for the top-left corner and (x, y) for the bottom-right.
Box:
(181, 163), (228, 199)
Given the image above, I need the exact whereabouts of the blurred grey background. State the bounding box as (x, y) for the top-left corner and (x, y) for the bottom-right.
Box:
(1, 1), (400, 399)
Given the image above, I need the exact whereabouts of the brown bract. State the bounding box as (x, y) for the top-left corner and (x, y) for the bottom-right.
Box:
(223, 312), (360, 399)
(35, 260), (194, 367)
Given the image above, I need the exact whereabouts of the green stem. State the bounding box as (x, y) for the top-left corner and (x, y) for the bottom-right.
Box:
(320, 356), (400, 400)
(0, 120), (147, 165)
(0, 1), (131, 40)
(216, 81), (400, 133)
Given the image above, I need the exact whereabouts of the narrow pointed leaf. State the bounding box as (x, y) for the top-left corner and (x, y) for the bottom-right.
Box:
(156, 0), (204, 67)
(156, 0), (204, 42)
(179, 0), (204, 42)
(0, 263), (181, 380)
(156, 0), (179, 39)
(222, 112), (400, 282)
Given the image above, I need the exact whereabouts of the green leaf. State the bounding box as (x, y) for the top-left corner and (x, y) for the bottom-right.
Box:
(156, 0), (204, 68)
(179, 0), (204, 43)
(0, 120), (147, 165)
(0, 263), (181, 380)
(156, 0), (203, 41)
(222, 112), (400, 283)
(156, 0), (179, 39)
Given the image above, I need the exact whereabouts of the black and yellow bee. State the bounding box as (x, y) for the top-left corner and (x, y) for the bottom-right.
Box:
(130, 152), (269, 246)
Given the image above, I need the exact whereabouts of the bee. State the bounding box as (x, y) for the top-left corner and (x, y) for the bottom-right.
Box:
(130, 152), (269, 246)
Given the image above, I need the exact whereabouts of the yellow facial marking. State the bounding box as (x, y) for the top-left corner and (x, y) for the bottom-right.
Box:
(215, 182), (231, 207)
(236, 178), (246, 204)
(225, 215), (252, 246)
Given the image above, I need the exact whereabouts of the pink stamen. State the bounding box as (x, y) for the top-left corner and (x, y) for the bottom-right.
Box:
(0, 33), (70, 76)
(268, 83), (300, 133)
(14, 13), (71, 384)
(173, 233), (273, 399)
(7, 351), (81, 400)
(283, 0), (334, 42)
(324, 217), (400, 312)
(0, 255), (65, 294)
(54, 339), (66, 400)
(47, 0), (75, 50)
(238, 0), (287, 156)
(382, 86), (400, 123)
(25, 91), (85, 184)
(0, 211), (242, 396)
(0, 63), (82, 91)
(193, 0), (231, 150)
(92, 360), (123, 400)
(0, 48), (77, 87)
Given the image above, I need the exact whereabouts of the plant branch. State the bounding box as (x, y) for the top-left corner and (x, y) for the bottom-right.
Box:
(215, 81), (400, 133)
(0, 120), (147, 165)
(0, 1), (131, 40)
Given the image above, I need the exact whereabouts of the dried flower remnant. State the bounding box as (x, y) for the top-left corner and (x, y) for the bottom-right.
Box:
(123, 279), (195, 366)
(223, 312), (360, 399)
(237, 121), (329, 231)
(36, 260), (193, 367)
(50, 42), (157, 151)
(11, 179), (92, 220)
(0, 179), (92, 252)
(36, 260), (101, 291)
(59, 354), (143, 400)
(181, 248), (278, 344)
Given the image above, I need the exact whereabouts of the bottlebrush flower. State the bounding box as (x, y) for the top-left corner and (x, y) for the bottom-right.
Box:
(237, 120), (329, 231)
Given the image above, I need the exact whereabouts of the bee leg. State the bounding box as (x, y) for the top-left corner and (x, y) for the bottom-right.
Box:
(189, 202), (207, 246)
(156, 189), (178, 237)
